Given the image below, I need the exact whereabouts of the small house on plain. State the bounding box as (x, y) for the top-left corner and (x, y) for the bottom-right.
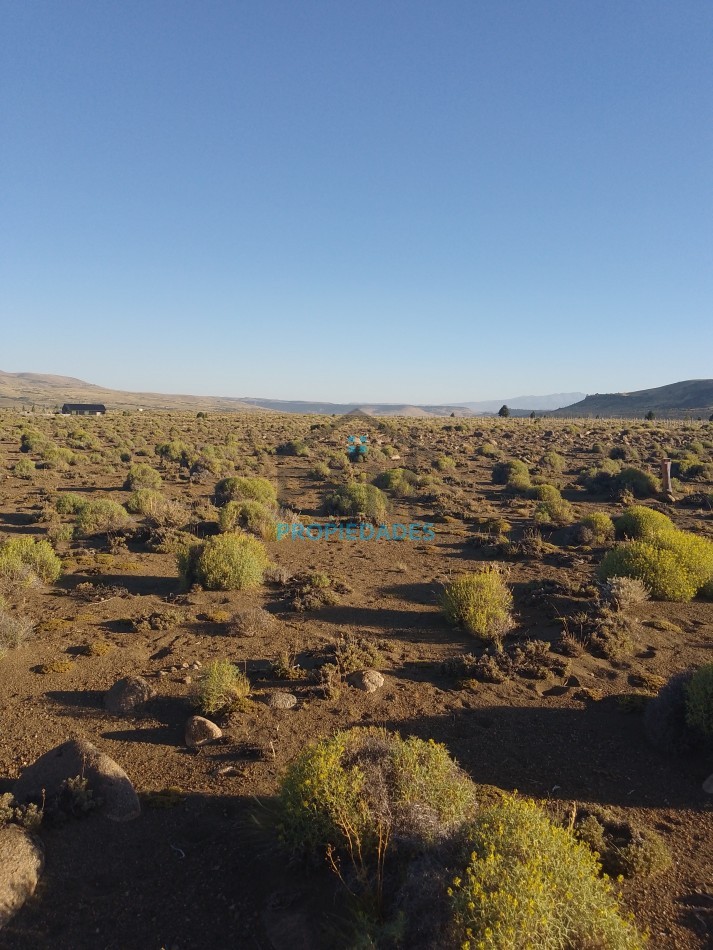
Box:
(61, 403), (106, 416)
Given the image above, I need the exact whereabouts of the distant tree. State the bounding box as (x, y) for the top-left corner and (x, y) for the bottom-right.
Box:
(645, 410), (655, 421)
(709, 413), (713, 422)
(498, 405), (510, 418)
(529, 411), (536, 419)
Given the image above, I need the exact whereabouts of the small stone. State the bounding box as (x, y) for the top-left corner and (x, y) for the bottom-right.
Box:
(266, 692), (298, 709)
(348, 670), (385, 693)
(182, 675), (192, 685)
(190, 662), (201, 670)
(104, 676), (155, 717)
(181, 662), (189, 669)
(0, 825), (44, 931)
(185, 716), (222, 748)
(703, 773), (713, 795)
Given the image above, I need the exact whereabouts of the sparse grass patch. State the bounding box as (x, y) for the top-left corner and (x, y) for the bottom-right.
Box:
(193, 659), (250, 715)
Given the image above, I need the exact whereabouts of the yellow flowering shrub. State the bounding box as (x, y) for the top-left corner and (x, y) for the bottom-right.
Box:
(447, 796), (643, 949)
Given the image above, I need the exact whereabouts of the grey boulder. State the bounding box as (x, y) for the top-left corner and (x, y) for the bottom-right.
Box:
(13, 739), (140, 822)
(348, 669), (384, 693)
(185, 716), (222, 748)
(104, 675), (155, 716)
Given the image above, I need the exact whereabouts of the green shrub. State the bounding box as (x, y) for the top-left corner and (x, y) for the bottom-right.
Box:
(155, 440), (191, 466)
(55, 492), (86, 515)
(0, 537), (62, 584)
(615, 467), (660, 499)
(214, 476), (277, 508)
(278, 728), (476, 867)
(435, 455), (456, 471)
(529, 484), (574, 525)
(179, 533), (269, 590)
(126, 489), (186, 527)
(277, 439), (310, 457)
(193, 660), (250, 715)
(74, 499), (130, 537)
(493, 459), (531, 492)
(324, 483), (388, 523)
(12, 458), (35, 479)
(578, 512), (615, 546)
(124, 463), (162, 491)
(218, 499), (276, 539)
(447, 796), (643, 950)
(598, 541), (698, 602)
(685, 663), (713, 737)
(615, 506), (674, 541)
(441, 569), (514, 642)
(541, 450), (565, 472)
(20, 430), (43, 453)
(310, 461), (331, 480)
(374, 468), (420, 496)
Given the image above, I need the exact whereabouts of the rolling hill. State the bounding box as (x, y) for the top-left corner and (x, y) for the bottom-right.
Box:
(547, 380), (713, 418)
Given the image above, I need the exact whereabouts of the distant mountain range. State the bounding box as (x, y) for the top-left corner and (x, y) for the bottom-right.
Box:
(0, 370), (710, 419)
(460, 393), (585, 412)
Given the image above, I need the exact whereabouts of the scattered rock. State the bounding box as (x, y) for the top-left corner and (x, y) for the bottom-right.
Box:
(703, 773), (713, 795)
(13, 739), (141, 822)
(0, 825), (44, 931)
(185, 716), (222, 748)
(348, 669), (385, 693)
(104, 676), (155, 717)
(266, 692), (298, 709)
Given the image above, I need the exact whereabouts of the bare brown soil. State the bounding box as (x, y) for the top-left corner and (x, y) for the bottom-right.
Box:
(0, 412), (711, 949)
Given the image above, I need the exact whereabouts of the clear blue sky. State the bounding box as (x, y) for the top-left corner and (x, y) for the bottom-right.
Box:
(2, 1), (711, 403)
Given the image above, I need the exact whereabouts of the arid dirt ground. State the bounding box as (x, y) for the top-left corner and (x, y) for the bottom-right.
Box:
(0, 411), (711, 949)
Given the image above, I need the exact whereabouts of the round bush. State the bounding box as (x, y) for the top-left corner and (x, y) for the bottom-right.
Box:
(653, 529), (713, 593)
(615, 467), (660, 499)
(441, 570), (514, 642)
(374, 468), (419, 495)
(55, 493), (86, 515)
(74, 499), (130, 538)
(447, 796), (643, 950)
(214, 476), (277, 508)
(598, 541), (698, 602)
(578, 512), (615, 546)
(12, 458), (35, 479)
(181, 533), (270, 590)
(124, 463), (162, 491)
(685, 663), (713, 737)
(615, 506), (674, 541)
(0, 537), (62, 584)
(324, 483), (388, 523)
(218, 499), (276, 539)
(278, 727), (476, 863)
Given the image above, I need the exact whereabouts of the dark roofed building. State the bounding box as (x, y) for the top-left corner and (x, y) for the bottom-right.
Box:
(61, 403), (106, 415)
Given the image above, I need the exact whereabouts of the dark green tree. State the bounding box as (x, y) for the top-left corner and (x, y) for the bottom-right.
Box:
(498, 405), (510, 418)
